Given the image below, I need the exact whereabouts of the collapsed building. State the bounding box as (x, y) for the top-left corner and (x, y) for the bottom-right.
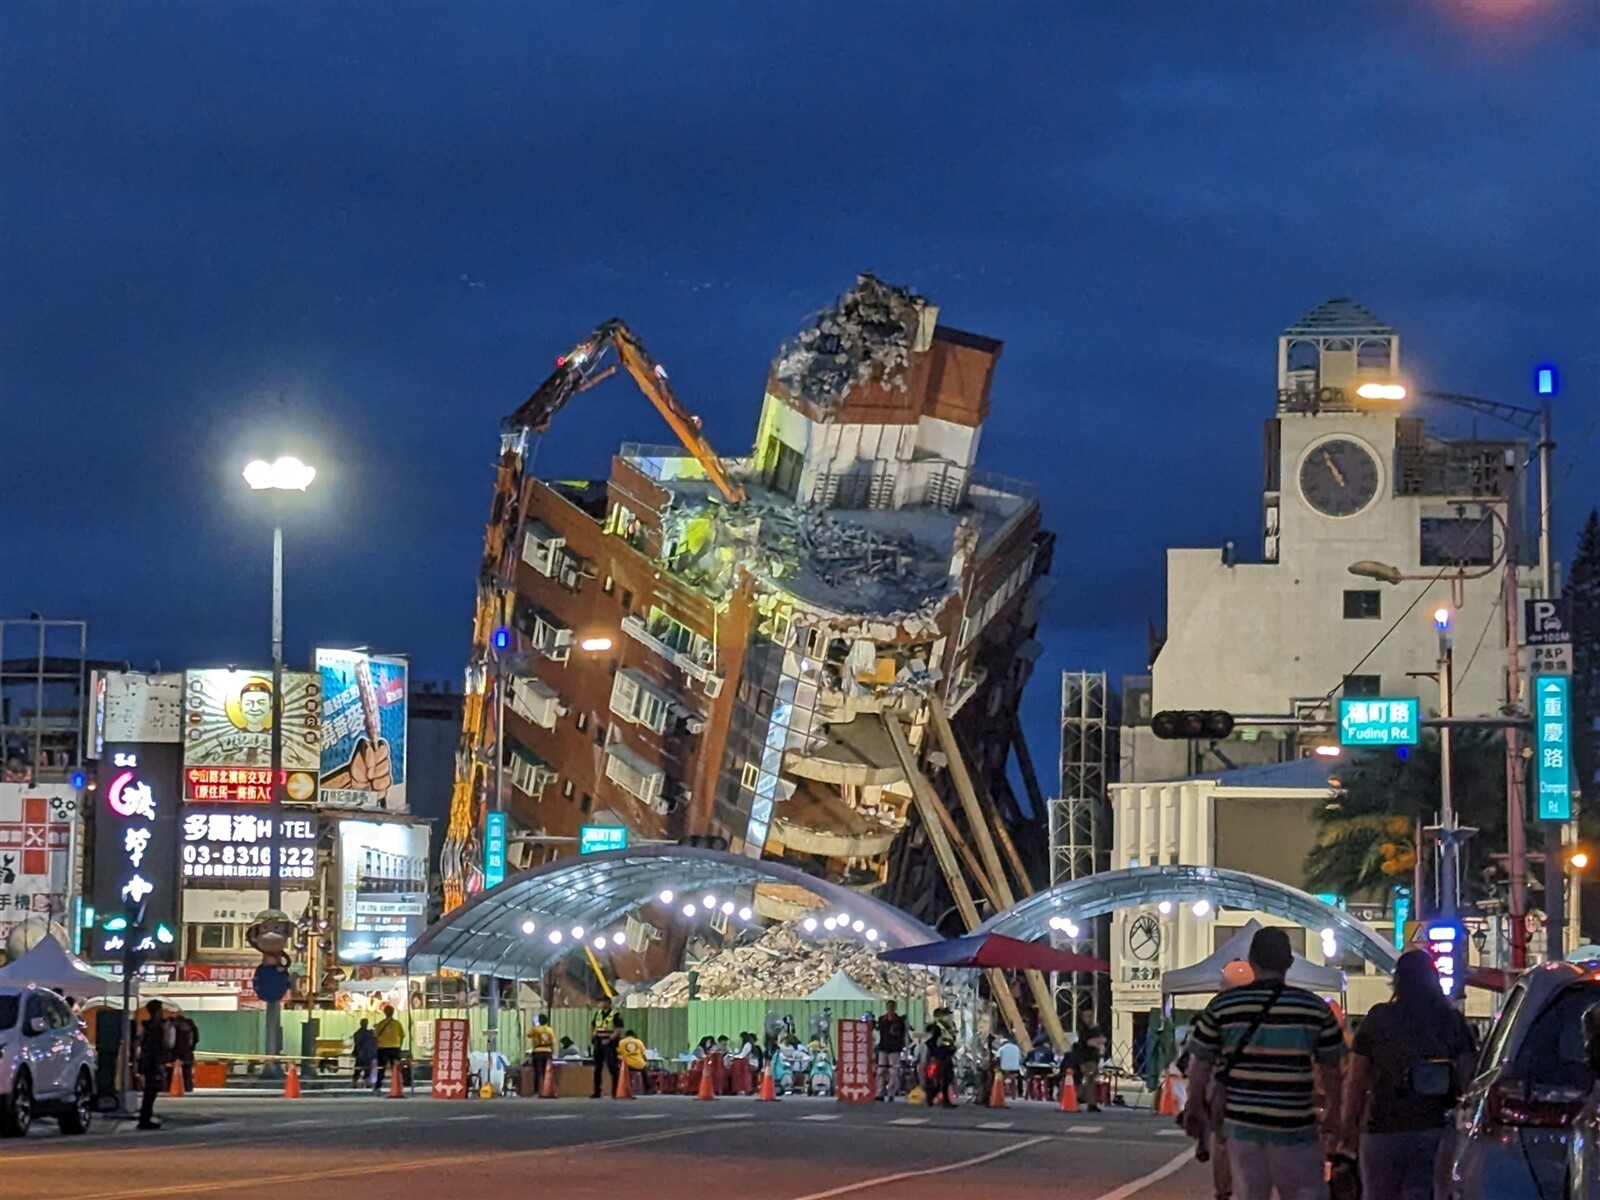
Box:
(440, 275), (1054, 948)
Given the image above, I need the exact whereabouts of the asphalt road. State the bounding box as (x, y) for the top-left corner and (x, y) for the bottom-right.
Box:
(0, 1093), (1214, 1200)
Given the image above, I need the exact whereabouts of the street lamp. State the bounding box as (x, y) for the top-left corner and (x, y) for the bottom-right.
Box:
(242, 454), (316, 1078)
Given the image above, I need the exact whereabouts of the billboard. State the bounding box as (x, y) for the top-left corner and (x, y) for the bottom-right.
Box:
(180, 807), (317, 885)
(0, 784), (78, 944)
(336, 819), (429, 965)
(89, 744), (181, 960)
(317, 650), (408, 812)
(91, 672), (184, 754)
(182, 669), (321, 803)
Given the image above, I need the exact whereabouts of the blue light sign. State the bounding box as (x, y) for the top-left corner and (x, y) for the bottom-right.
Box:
(1422, 918), (1465, 999)
(579, 825), (629, 855)
(484, 811), (508, 888)
(1535, 674), (1572, 821)
(1537, 365), (1558, 397)
(1338, 697), (1420, 747)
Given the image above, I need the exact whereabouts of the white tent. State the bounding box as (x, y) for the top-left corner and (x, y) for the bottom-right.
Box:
(1161, 919), (1343, 996)
(0, 934), (117, 998)
(804, 970), (880, 1002)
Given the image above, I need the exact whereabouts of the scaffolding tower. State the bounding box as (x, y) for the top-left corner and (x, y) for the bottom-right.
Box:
(1049, 670), (1110, 1026)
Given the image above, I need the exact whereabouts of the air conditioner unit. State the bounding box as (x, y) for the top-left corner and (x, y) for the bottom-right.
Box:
(701, 676), (723, 700)
(556, 553), (584, 591)
(684, 716), (706, 735)
(604, 743), (665, 804)
(509, 677), (566, 730)
(521, 523), (566, 577)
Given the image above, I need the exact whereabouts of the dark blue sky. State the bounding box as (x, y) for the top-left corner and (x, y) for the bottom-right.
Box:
(3, 0), (1596, 769)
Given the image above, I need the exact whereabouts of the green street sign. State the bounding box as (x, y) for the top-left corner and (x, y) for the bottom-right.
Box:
(1338, 697), (1419, 747)
(579, 825), (629, 855)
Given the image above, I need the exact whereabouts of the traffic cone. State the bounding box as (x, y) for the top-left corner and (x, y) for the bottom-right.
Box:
(988, 1072), (1007, 1109)
(757, 1070), (778, 1102)
(1156, 1070), (1180, 1116)
(696, 1064), (716, 1101)
(539, 1063), (557, 1099)
(907, 1085), (926, 1106)
(1057, 1076), (1079, 1113)
(168, 1067), (186, 1099)
(615, 1067), (634, 1100)
(284, 1065), (301, 1099)
(388, 1063), (405, 1099)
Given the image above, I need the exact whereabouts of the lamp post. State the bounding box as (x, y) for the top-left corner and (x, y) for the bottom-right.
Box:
(1434, 608), (1461, 918)
(243, 455), (316, 1078)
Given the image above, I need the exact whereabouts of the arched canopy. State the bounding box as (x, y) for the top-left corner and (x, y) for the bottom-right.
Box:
(406, 845), (936, 977)
(975, 865), (1399, 973)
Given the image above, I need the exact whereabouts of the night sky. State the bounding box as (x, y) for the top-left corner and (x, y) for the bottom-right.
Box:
(4, 0), (1597, 772)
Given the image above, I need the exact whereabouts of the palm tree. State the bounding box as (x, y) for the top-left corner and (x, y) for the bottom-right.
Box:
(1305, 728), (1508, 906)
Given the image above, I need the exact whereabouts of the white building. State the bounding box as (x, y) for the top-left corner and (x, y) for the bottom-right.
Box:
(1108, 299), (1533, 1046)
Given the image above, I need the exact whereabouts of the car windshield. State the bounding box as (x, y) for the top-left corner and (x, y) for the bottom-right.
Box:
(1511, 982), (1600, 1090)
(0, 996), (17, 1030)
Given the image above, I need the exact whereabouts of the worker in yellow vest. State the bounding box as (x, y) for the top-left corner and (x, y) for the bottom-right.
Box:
(590, 1003), (621, 1098)
(528, 1015), (556, 1095)
(618, 1029), (648, 1095)
(372, 1004), (406, 1093)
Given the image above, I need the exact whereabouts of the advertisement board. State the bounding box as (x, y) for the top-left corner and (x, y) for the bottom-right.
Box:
(182, 669), (321, 802)
(0, 784), (77, 944)
(92, 671), (183, 753)
(90, 744), (181, 959)
(835, 1018), (874, 1103)
(317, 650), (408, 812)
(336, 819), (430, 964)
(180, 807), (317, 884)
(431, 1017), (469, 1099)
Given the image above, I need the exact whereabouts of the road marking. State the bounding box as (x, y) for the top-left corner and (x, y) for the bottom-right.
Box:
(977, 1121), (1013, 1130)
(624, 1113), (669, 1120)
(360, 1116), (406, 1124)
(801, 1113), (843, 1122)
(713, 1111), (753, 1120)
(786, 1135), (1051, 1199)
(274, 1119), (320, 1127)
(1155, 1127), (1185, 1137)
(1091, 1148), (1195, 1200)
(59, 1124), (725, 1198)
(536, 1113), (579, 1120)
(1065, 1124), (1102, 1134)
(447, 1113), (497, 1121)
(888, 1117), (928, 1126)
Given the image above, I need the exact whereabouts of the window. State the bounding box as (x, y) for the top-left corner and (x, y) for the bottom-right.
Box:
(609, 669), (672, 734)
(580, 793), (592, 814)
(603, 574), (615, 595)
(594, 722), (607, 745)
(1421, 517), (1494, 567)
(562, 779), (574, 799)
(1343, 590), (1381, 620)
(1343, 674), (1382, 698)
(520, 523), (566, 577)
(647, 607), (700, 656)
(508, 746), (554, 796)
(621, 590), (634, 610)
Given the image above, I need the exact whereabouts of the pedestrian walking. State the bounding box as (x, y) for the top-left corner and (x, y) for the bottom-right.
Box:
(874, 1001), (907, 1101)
(1338, 949), (1477, 1200)
(351, 1018), (377, 1088)
(372, 1004), (406, 1093)
(590, 1002), (620, 1098)
(527, 1014), (555, 1096)
(1076, 1021), (1107, 1112)
(924, 1006), (958, 1107)
(1184, 928), (1346, 1200)
(136, 999), (174, 1130)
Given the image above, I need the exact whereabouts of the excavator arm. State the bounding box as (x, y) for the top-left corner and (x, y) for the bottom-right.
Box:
(439, 320), (743, 913)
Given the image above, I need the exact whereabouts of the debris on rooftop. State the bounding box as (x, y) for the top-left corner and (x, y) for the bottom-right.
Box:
(642, 922), (925, 1002)
(772, 273), (926, 414)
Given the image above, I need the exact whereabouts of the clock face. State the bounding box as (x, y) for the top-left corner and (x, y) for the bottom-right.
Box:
(1299, 438), (1380, 517)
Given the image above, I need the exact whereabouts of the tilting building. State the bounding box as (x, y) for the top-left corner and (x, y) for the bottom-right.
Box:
(449, 276), (1053, 927)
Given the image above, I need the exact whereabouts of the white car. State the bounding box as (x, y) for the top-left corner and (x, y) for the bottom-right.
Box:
(0, 985), (95, 1137)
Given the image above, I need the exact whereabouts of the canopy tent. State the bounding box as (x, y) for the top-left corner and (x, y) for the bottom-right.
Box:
(1161, 920), (1343, 995)
(0, 935), (117, 998)
(804, 970), (881, 1002)
(878, 932), (1108, 974)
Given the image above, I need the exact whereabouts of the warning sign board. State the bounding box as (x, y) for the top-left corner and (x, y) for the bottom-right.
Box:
(835, 1017), (874, 1104)
(431, 1017), (469, 1099)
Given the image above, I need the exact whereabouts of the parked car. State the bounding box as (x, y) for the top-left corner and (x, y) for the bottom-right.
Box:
(1438, 962), (1600, 1199)
(1563, 1001), (1600, 1200)
(0, 985), (95, 1137)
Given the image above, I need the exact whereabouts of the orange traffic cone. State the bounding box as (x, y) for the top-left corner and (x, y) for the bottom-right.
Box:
(283, 1065), (301, 1099)
(388, 1063), (405, 1099)
(1057, 1075), (1079, 1113)
(539, 1063), (557, 1099)
(757, 1070), (778, 1102)
(696, 1064), (716, 1101)
(1156, 1070), (1180, 1116)
(168, 1067), (186, 1099)
(988, 1072), (1007, 1109)
(615, 1067), (634, 1100)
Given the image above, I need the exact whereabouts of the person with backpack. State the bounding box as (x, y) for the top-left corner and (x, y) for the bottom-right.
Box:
(1338, 949), (1477, 1200)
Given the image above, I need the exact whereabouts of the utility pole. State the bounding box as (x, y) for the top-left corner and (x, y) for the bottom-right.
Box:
(1435, 610), (1461, 916)
(1504, 501), (1531, 969)
(263, 519), (287, 1080)
(1538, 396), (1564, 960)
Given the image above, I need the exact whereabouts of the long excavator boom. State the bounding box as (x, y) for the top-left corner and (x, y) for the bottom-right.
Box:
(439, 320), (743, 913)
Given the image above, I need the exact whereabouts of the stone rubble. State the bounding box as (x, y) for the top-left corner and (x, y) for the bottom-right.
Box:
(642, 923), (925, 1003)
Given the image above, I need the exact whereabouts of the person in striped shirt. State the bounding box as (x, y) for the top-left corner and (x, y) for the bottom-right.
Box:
(1186, 927), (1346, 1200)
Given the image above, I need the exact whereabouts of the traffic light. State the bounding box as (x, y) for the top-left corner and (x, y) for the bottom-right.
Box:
(679, 834), (729, 852)
(1150, 710), (1235, 740)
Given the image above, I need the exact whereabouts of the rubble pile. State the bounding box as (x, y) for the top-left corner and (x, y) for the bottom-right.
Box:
(773, 273), (923, 413)
(645, 923), (925, 1003)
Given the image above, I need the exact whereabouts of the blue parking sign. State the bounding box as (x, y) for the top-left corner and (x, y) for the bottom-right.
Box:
(1534, 675), (1572, 821)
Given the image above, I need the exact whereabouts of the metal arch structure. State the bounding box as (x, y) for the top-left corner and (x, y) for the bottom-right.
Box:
(973, 865), (1400, 973)
(408, 845), (937, 978)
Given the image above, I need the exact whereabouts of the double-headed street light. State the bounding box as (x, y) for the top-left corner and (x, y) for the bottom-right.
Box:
(242, 454), (316, 1078)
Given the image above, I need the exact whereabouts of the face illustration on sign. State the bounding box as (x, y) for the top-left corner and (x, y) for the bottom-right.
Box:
(231, 680), (274, 732)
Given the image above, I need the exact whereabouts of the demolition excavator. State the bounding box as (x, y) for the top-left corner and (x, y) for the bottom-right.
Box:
(438, 320), (745, 913)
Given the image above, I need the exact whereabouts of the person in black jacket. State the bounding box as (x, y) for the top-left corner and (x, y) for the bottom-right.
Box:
(136, 1000), (173, 1130)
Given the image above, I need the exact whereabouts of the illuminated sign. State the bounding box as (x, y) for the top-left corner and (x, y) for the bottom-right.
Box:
(1338, 698), (1420, 747)
(180, 806), (317, 883)
(484, 811), (508, 888)
(579, 825), (629, 855)
(0, 785), (76, 944)
(90, 743), (180, 960)
(183, 669), (320, 803)
(1536, 675), (1573, 821)
(336, 819), (430, 964)
(1421, 918), (1465, 999)
(316, 650), (408, 812)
